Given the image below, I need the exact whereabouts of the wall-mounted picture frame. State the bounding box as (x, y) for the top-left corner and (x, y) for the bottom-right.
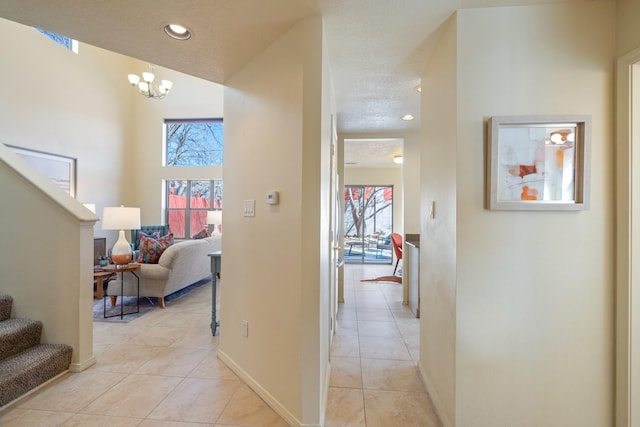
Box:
(486, 115), (591, 211)
(9, 145), (77, 198)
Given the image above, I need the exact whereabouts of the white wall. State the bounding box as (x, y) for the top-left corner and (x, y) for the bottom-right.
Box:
(0, 17), (133, 241)
(420, 14), (458, 426)
(421, 2), (615, 426)
(128, 65), (224, 228)
(220, 16), (330, 427)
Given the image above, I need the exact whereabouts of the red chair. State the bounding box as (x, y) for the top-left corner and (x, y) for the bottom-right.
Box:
(391, 233), (403, 275)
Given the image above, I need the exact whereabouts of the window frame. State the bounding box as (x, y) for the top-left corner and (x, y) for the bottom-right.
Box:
(163, 118), (224, 167)
(165, 179), (223, 239)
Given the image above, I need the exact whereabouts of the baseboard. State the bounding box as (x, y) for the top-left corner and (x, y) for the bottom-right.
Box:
(320, 360), (331, 427)
(69, 356), (96, 373)
(218, 349), (312, 427)
(418, 362), (453, 427)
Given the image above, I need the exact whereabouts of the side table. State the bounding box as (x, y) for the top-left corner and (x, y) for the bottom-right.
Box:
(208, 251), (221, 335)
(103, 263), (141, 319)
(93, 270), (115, 299)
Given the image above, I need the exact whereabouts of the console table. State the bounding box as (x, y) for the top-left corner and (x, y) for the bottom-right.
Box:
(208, 251), (221, 336)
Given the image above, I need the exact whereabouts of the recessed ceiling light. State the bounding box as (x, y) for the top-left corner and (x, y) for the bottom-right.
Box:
(164, 24), (192, 40)
(393, 155), (403, 164)
(401, 114), (415, 121)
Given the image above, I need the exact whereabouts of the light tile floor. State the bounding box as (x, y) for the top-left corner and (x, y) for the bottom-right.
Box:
(0, 263), (441, 427)
(0, 281), (288, 427)
(325, 264), (441, 427)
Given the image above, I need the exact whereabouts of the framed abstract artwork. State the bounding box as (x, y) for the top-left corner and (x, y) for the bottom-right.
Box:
(486, 115), (591, 211)
(9, 146), (77, 198)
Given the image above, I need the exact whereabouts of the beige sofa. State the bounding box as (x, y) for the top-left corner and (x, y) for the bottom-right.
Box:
(106, 235), (220, 308)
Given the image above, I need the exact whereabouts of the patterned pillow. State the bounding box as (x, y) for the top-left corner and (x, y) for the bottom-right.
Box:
(139, 230), (161, 243)
(137, 233), (174, 264)
(191, 228), (211, 239)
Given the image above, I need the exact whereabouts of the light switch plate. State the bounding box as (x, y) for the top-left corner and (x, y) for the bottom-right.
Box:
(243, 200), (255, 217)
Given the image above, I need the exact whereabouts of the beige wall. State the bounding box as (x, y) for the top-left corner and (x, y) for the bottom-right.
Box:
(0, 17), (133, 244)
(128, 66), (223, 228)
(220, 16), (330, 427)
(617, 0), (640, 57)
(420, 14), (458, 426)
(421, 2), (615, 426)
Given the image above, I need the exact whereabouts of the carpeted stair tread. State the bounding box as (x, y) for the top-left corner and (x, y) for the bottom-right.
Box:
(0, 318), (43, 361)
(0, 295), (12, 322)
(0, 343), (72, 406)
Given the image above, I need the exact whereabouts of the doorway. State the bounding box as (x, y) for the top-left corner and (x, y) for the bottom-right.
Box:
(343, 185), (394, 264)
(616, 47), (640, 427)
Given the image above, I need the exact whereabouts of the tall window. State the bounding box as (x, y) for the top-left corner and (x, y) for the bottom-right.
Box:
(164, 118), (224, 238)
(165, 119), (223, 166)
(166, 180), (223, 239)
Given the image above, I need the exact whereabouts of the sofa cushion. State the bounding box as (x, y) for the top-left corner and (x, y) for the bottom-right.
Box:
(137, 233), (174, 264)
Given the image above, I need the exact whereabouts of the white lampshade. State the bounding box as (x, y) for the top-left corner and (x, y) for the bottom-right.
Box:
(206, 210), (222, 225)
(142, 71), (155, 83)
(127, 74), (140, 85)
(102, 206), (141, 230)
(207, 210), (222, 234)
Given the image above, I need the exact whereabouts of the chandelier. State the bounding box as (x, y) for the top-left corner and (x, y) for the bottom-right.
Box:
(127, 65), (173, 99)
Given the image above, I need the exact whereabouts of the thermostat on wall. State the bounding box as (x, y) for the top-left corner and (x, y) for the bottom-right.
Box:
(266, 191), (279, 205)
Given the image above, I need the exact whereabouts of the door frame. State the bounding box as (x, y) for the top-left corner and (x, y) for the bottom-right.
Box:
(616, 46), (640, 427)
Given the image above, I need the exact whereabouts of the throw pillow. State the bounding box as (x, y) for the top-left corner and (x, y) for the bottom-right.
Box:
(137, 233), (174, 264)
(191, 228), (211, 239)
(139, 230), (161, 243)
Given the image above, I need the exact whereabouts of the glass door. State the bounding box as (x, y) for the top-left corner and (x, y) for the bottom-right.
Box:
(343, 185), (393, 264)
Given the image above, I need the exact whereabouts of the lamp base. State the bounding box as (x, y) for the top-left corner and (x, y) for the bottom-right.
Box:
(111, 230), (133, 265)
(111, 252), (133, 265)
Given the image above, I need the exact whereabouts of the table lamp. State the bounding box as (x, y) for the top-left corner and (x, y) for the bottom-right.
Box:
(102, 205), (141, 265)
(206, 210), (222, 235)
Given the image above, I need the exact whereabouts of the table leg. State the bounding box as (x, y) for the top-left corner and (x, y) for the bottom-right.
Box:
(95, 276), (104, 299)
(103, 270), (140, 319)
(209, 253), (222, 336)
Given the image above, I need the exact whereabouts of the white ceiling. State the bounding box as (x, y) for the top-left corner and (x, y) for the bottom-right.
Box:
(344, 139), (404, 169)
(0, 0), (586, 167)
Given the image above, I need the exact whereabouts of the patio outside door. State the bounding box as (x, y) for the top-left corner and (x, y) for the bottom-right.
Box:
(343, 185), (393, 264)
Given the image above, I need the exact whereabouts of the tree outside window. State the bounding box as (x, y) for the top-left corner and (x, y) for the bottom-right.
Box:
(344, 186), (393, 238)
(165, 119), (223, 166)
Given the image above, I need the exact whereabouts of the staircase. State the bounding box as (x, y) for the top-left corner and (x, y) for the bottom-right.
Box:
(0, 295), (72, 407)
